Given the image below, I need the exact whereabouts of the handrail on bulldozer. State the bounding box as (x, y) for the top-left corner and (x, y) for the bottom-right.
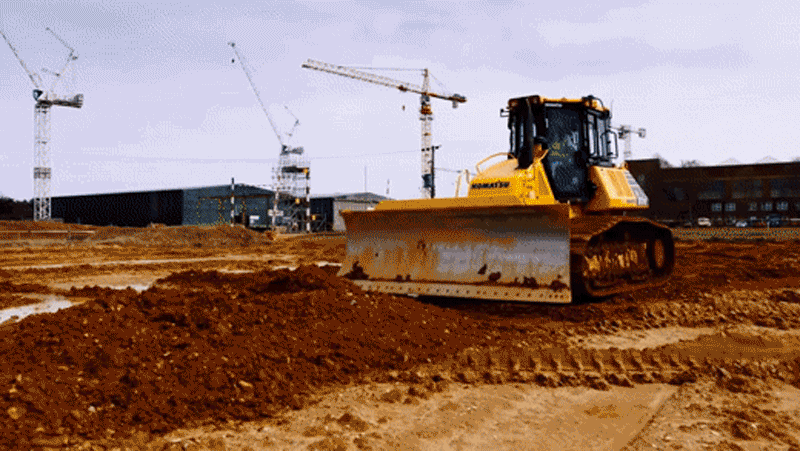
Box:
(475, 152), (513, 175)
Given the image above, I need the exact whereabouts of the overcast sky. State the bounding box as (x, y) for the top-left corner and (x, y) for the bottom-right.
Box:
(2, 1), (799, 200)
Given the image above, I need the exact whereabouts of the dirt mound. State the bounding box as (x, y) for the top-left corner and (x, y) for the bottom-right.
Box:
(0, 281), (52, 294)
(0, 220), (96, 232)
(156, 266), (348, 293)
(0, 282), (54, 310)
(266, 235), (346, 264)
(0, 266), (492, 449)
(85, 224), (273, 247)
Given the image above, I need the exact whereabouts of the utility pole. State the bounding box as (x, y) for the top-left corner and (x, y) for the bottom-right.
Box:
(230, 177), (235, 226)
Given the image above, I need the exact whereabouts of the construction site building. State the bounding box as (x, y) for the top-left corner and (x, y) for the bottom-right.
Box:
(627, 159), (800, 226)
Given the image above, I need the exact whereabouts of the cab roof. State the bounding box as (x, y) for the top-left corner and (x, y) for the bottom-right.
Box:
(507, 95), (610, 114)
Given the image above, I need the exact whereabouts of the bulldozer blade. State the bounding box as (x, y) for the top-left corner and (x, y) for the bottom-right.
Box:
(337, 203), (572, 303)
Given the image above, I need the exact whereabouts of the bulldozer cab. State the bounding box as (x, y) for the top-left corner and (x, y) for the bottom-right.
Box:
(507, 96), (617, 203)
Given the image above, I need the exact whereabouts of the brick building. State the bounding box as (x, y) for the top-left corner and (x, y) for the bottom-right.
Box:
(626, 159), (800, 226)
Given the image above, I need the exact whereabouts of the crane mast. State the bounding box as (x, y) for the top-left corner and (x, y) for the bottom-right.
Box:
(2, 27), (83, 221)
(302, 59), (466, 199)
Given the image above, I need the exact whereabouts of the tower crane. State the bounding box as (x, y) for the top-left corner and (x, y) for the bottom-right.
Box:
(229, 42), (310, 232)
(301, 59), (466, 199)
(1, 27), (83, 221)
(612, 124), (646, 162)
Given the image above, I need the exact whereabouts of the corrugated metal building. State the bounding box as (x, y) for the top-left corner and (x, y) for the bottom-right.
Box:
(310, 192), (390, 232)
(626, 159), (800, 225)
(52, 184), (276, 227)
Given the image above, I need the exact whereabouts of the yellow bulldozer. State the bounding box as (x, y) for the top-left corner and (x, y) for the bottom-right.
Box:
(338, 95), (674, 302)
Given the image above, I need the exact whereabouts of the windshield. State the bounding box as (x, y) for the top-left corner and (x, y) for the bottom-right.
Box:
(542, 107), (588, 200)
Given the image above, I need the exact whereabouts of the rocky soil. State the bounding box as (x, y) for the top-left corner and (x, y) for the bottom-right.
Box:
(0, 224), (799, 450)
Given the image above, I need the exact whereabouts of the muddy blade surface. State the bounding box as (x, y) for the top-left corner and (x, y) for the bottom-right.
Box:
(337, 204), (572, 303)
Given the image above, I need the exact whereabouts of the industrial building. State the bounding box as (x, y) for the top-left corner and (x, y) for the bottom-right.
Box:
(310, 192), (390, 232)
(51, 185), (388, 231)
(626, 159), (800, 226)
(52, 184), (276, 228)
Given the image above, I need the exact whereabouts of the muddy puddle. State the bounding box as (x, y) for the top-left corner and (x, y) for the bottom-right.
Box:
(0, 295), (77, 325)
(93, 284), (152, 291)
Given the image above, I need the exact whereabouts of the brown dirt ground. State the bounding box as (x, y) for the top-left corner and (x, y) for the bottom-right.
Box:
(0, 222), (799, 450)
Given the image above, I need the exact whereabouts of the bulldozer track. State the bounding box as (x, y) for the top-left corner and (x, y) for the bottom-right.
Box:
(570, 215), (675, 298)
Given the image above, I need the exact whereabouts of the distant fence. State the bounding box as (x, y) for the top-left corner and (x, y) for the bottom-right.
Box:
(673, 227), (800, 241)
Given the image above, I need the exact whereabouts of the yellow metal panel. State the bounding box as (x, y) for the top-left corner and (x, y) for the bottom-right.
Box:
(373, 195), (525, 211)
(466, 158), (556, 206)
(586, 166), (648, 211)
(532, 164), (556, 203)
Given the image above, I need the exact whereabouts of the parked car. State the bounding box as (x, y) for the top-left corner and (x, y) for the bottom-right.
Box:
(696, 217), (712, 227)
(766, 214), (783, 227)
(735, 220), (748, 228)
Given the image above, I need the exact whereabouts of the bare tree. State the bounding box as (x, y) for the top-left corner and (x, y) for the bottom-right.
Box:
(681, 160), (703, 168)
(652, 153), (673, 168)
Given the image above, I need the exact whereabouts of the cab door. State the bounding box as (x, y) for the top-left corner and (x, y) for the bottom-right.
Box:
(543, 107), (589, 201)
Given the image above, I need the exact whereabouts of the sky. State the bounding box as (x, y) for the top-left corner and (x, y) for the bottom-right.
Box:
(1, 1), (800, 201)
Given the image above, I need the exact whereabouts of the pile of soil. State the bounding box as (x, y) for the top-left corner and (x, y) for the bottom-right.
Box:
(0, 266), (503, 449)
(0, 282), (52, 295)
(85, 224), (273, 247)
(1, 233), (800, 448)
(0, 282), (56, 310)
(266, 235), (346, 265)
(0, 221), (96, 232)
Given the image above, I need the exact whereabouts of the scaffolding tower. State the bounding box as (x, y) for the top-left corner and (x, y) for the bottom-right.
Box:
(272, 145), (310, 233)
